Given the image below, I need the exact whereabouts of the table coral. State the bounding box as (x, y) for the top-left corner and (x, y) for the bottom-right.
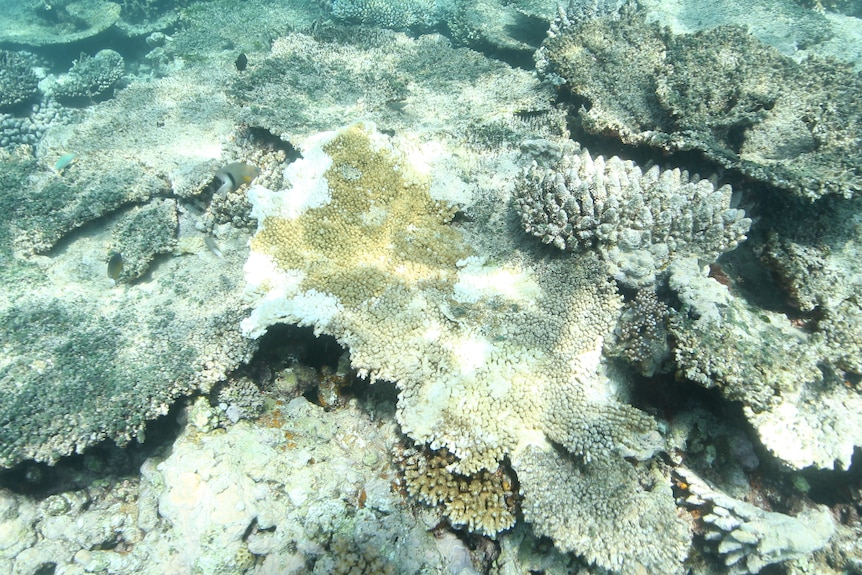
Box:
(537, 2), (862, 200)
(676, 467), (835, 574)
(242, 123), (690, 573)
(668, 257), (862, 470)
(325, 0), (450, 28)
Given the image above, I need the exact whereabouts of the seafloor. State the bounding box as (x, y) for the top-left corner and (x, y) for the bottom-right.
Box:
(1, 0), (861, 573)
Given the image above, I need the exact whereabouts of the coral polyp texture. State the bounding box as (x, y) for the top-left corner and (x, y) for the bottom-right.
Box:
(514, 144), (751, 287)
(241, 123), (691, 573)
(537, 3), (862, 200)
(325, 0), (449, 28)
(395, 445), (517, 536)
(0, 50), (39, 111)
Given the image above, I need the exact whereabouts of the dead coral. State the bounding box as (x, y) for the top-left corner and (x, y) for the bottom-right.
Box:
(537, 2), (862, 200)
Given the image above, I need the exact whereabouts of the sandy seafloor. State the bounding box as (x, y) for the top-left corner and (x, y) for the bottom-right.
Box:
(1, 0), (862, 573)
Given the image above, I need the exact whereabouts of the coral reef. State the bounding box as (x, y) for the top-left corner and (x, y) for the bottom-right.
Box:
(54, 49), (125, 103)
(537, 3), (862, 200)
(515, 142), (750, 287)
(214, 377), (266, 424)
(0, 0), (858, 570)
(0, 51), (40, 112)
(760, 196), (862, 376)
(676, 467), (835, 574)
(6, 160), (169, 253)
(395, 445), (517, 536)
(242, 122), (690, 572)
(0, 99), (70, 150)
(667, 257), (862, 470)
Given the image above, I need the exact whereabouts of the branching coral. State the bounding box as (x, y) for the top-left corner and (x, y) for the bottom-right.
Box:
(514, 143), (750, 287)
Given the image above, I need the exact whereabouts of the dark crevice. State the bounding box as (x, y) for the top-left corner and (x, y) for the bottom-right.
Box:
(0, 401), (183, 498)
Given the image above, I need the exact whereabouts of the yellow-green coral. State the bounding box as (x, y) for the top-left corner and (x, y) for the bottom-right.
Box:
(251, 124), (468, 307)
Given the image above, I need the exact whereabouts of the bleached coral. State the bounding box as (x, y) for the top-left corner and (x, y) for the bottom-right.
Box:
(514, 146), (750, 287)
(514, 441), (690, 575)
(676, 467), (835, 574)
(242, 123), (690, 572)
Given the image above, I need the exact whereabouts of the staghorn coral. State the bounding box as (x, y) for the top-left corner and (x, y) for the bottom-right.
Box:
(514, 143), (751, 287)
(241, 123), (690, 573)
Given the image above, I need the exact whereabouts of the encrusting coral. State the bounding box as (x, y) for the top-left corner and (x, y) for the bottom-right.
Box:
(242, 123), (691, 573)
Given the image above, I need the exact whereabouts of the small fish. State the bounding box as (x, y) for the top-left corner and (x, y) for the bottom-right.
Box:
(107, 252), (123, 283)
(204, 236), (224, 259)
(53, 153), (77, 175)
(385, 99), (408, 113)
(214, 162), (260, 196)
(235, 53), (248, 72)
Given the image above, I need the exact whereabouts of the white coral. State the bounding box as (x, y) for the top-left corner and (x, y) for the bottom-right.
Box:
(515, 146), (751, 287)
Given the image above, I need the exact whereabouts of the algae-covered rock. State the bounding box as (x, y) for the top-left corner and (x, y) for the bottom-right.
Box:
(537, 3), (862, 200)
(0, 241), (255, 466)
(229, 30), (557, 146)
(0, 396), (469, 574)
(111, 198), (178, 281)
(4, 158), (168, 254)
